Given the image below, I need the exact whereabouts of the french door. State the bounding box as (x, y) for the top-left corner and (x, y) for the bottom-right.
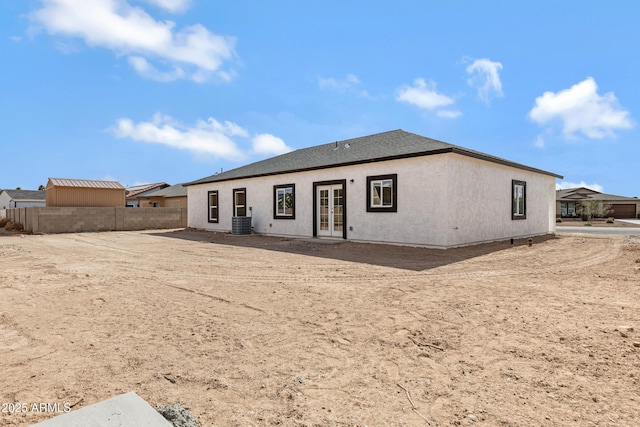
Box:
(316, 184), (344, 237)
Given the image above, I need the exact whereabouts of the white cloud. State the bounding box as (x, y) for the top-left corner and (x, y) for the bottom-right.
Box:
(319, 73), (360, 89)
(534, 135), (545, 148)
(436, 109), (462, 119)
(556, 181), (604, 192)
(397, 78), (454, 110)
(111, 113), (290, 160)
(529, 77), (634, 139)
(252, 134), (292, 155)
(112, 113), (246, 160)
(466, 58), (503, 104)
(140, 0), (191, 13)
(30, 0), (236, 82)
(128, 55), (185, 82)
(318, 74), (370, 98)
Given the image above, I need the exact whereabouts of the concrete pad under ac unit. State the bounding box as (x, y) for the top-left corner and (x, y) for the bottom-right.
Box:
(31, 392), (173, 427)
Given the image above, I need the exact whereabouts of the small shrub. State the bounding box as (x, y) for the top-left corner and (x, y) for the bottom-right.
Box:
(606, 217), (615, 223)
(4, 221), (23, 231)
(0, 218), (7, 227)
(556, 218), (562, 223)
(581, 214), (589, 221)
(584, 222), (592, 226)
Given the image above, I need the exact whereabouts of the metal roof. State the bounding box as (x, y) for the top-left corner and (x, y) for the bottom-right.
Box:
(185, 129), (562, 186)
(2, 190), (46, 201)
(48, 178), (125, 189)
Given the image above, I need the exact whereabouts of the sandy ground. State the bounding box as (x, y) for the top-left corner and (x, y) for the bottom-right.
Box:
(1, 229), (640, 427)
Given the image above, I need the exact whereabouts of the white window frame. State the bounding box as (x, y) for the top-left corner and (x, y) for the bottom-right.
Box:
(208, 190), (218, 223)
(233, 188), (246, 217)
(512, 180), (526, 220)
(274, 184), (295, 219)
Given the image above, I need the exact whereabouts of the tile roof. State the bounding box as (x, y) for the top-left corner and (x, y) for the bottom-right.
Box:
(2, 190), (46, 201)
(48, 178), (125, 189)
(185, 129), (562, 186)
(125, 183), (170, 198)
(140, 183), (187, 198)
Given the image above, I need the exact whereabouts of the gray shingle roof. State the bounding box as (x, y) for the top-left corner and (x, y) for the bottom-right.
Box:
(185, 129), (562, 186)
(48, 178), (125, 189)
(3, 190), (46, 201)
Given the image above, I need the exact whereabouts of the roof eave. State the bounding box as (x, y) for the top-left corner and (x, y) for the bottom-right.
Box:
(185, 147), (562, 186)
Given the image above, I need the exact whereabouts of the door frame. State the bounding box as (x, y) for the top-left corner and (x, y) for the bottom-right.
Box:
(313, 179), (347, 239)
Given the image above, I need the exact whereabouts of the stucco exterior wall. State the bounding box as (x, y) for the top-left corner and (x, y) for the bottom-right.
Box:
(0, 192), (12, 209)
(189, 155), (452, 246)
(188, 153), (556, 248)
(444, 154), (556, 247)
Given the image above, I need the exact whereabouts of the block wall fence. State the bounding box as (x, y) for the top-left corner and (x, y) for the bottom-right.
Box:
(4, 207), (187, 234)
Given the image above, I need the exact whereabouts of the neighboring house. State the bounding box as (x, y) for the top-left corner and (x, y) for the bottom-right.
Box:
(46, 178), (125, 207)
(0, 189), (46, 209)
(136, 183), (188, 209)
(185, 129), (562, 248)
(125, 182), (170, 207)
(557, 187), (640, 219)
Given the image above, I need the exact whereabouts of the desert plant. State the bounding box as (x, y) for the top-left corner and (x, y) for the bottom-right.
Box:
(0, 218), (7, 227)
(577, 200), (613, 219)
(5, 221), (14, 230)
(606, 217), (615, 223)
(584, 222), (592, 226)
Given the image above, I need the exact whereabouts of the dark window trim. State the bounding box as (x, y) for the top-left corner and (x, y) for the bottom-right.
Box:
(312, 179), (347, 239)
(273, 183), (296, 220)
(233, 187), (247, 217)
(366, 174), (398, 212)
(512, 180), (526, 220)
(207, 190), (218, 223)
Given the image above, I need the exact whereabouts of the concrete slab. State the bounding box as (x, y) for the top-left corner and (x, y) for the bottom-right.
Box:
(32, 392), (173, 427)
(618, 219), (640, 225)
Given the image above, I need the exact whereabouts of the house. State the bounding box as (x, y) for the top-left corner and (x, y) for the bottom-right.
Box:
(0, 189), (46, 209)
(46, 178), (125, 207)
(185, 129), (562, 248)
(125, 182), (170, 207)
(135, 183), (188, 209)
(557, 187), (640, 219)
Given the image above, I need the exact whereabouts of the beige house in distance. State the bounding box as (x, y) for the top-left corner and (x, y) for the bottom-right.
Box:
(46, 178), (125, 207)
(136, 184), (188, 209)
(186, 130), (562, 248)
(125, 182), (170, 207)
(557, 187), (640, 219)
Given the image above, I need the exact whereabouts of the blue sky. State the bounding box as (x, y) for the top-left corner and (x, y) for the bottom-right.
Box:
(1, 1), (638, 196)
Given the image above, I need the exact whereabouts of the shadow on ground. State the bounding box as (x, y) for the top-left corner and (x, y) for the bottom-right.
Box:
(149, 229), (556, 272)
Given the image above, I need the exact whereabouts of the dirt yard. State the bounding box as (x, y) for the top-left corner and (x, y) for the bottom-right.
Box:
(1, 229), (640, 426)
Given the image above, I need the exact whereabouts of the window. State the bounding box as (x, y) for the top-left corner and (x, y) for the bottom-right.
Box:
(233, 188), (246, 217)
(560, 202), (576, 217)
(208, 190), (218, 223)
(512, 180), (526, 220)
(366, 174), (397, 212)
(274, 184), (295, 219)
